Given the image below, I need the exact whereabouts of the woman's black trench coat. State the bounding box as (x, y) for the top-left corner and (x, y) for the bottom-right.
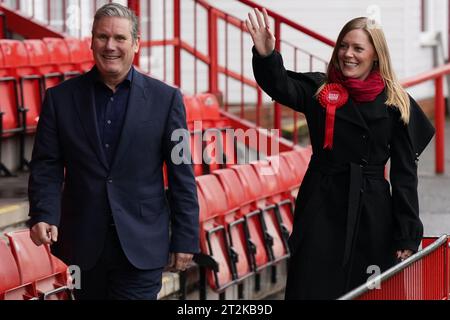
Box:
(252, 49), (435, 300)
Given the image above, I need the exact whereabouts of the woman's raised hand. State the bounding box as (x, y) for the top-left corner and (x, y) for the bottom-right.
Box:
(246, 8), (275, 57)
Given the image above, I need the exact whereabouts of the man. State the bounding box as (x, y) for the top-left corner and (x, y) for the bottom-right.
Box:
(28, 3), (199, 300)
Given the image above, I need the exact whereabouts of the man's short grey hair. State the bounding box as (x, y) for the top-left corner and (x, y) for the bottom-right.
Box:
(93, 3), (139, 41)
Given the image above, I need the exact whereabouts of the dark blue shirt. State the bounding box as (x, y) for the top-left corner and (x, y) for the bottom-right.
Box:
(93, 67), (133, 166)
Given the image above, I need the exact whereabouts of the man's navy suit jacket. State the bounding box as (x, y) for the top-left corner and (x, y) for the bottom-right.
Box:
(28, 68), (199, 270)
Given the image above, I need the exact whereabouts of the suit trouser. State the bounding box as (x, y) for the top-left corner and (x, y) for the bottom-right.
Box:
(73, 225), (164, 300)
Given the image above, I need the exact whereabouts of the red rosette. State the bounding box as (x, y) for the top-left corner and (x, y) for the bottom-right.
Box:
(318, 83), (349, 149)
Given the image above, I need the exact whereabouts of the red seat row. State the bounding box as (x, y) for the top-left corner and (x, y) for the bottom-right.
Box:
(192, 147), (312, 299)
(0, 229), (73, 300)
(0, 12), (5, 39)
(0, 148), (310, 300)
(0, 37), (93, 174)
(162, 93), (237, 183)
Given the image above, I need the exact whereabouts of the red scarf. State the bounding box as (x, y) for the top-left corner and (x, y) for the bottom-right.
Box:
(328, 65), (385, 103)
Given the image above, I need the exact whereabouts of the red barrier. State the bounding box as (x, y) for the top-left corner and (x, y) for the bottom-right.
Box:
(340, 236), (450, 300)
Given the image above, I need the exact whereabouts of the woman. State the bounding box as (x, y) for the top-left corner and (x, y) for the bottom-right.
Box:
(246, 8), (435, 299)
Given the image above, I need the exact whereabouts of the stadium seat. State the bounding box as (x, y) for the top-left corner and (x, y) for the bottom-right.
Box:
(42, 37), (81, 79)
(6, 229), (72, 300)
(213, 168), (254, 282)
(183, 95), (203, 130)
(280, 148), (311, 197)
(64, 37), (94, 73)
(0, 75), (22, 175)
(0, 39), (44, 169)
(23, 39), (63, 89)
(0, 12), (5, 39)
(0, 42), (6, 75)
(0, 239), (37, 300)
(196, 93), (224, 128)
(250, 160), (290, 262)
(183, 94), (237, 175)
(231, 164), (272, 272)
(294, 145), (313, 164)
(183, 95), (204, 175)
(203, 127), (237, 173)
(0, 39), (43, 108)
(266, 154), (296, 234)
(195, 176), (234, 293)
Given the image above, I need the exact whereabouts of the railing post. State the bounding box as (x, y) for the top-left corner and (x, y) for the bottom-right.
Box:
(446, 237), (450, 299)
(62, 0), (66, 33)
(447, 237), (450, 299)
(173, 0), (181, 87)
(435, 75), (445, 174)
(273, 18), (281, 134)
(208, 8), (219, 94)
(257, 88), (262, 127)
(128, 0), (140, 67)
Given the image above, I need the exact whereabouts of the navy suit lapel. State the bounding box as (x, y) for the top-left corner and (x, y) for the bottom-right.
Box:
(110, 70), (149, 171)
(73, 71), (110, 170)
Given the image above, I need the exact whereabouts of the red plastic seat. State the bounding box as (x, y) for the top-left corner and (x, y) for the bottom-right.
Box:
(184, 94), (237, 175)
(0, 75), (22, 175)
(251, 160), (290, 261)
(183, 95), (203, 130)
(0, 239), (37, 300)
(190, 129), (204, 176)
(43, 37), (81, 79)
(294, 145), (312, 164)
(0, 12), (5, 40)
(268, 154), (299, 192)
(203, 127), (237, 173)
(196, 177), (234, 292)
(0, 77), (21, 136)
(0, 42), (6, 74)
(184, 95), (204, 176)
(0, 39), (42, 134)
(64, 37), (94, 73)
(82, 37), (94, 65)
(23, 39), (62, 89)
(266, 154), (296, 233)
(213, 169), (253, 280)
(280, 148), (310, 197)
(196, 93), (222, 128)
(231, 164), (272, 271)
(196, 93), (230, 128)
(6, 229), (72, 300)
(0, 39), (30, 70)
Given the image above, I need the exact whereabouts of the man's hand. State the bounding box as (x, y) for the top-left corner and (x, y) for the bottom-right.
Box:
(165, 252), (194, 272)
(245, 7), (276, 57)
(30, 222), (58, 246)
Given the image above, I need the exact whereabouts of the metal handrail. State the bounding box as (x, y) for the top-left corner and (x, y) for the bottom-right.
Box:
(402, 64), (450, 88)
(338, 234), (449, 300)
(401, 63), (450, 174)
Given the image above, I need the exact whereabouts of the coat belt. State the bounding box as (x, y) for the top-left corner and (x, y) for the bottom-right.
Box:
(308, 156), (385, 268)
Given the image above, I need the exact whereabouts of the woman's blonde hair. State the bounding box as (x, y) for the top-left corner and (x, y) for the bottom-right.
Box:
(318, 17), (410, 123)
